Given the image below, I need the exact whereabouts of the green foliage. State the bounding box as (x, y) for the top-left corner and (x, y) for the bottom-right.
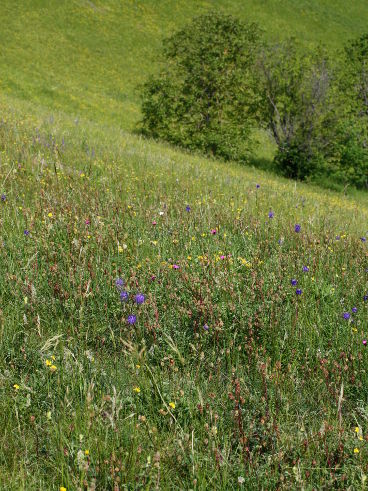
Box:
(256, 39), (338, 180)
(140, 12), (261, 160)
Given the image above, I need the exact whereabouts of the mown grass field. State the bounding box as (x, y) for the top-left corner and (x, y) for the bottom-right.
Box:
(0, 1), (368, 490)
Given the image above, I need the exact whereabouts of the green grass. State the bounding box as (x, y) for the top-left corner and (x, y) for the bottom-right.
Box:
(0, 2), (368, 490)
(1, 0), (368, 130)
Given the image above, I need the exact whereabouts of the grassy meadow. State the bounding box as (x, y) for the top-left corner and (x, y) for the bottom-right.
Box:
(0, 1), (368, 490)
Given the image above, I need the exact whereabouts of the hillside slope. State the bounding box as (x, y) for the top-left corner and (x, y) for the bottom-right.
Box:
(1, 0), (368, 129)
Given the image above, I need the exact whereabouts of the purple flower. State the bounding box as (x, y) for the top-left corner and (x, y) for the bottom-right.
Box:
(361, 237), (367, 242)
(120, 291), (129, 302)
(24, 230), (30, 236)
(303, 266), (309, 272)
(268, 211), (274, 218)
(256, 184), (260, 189)
(185, 205), (191, 212)
(203, 324), (209, 331)
(364, 295), (368, 302)
(335, 235), (340, 240)
(343, 312), (350, 320)
(135, 293), (146, 304)
(291, 279), (298, 286)
(127, 314), (137, 325)
(296, 289), (302, 295)
(115, 278), (125, 288)
(1, 194), (6, 202)
(352, 307), (358, 313)
(294, 224), (301, 233)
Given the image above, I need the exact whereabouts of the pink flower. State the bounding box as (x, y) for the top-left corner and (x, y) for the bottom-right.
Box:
(85, 219), (90, 225)
(152, 221), (157, 226)
(211, 229), (217, 235)
(220, 255), (225, 260)
(363, 339), (367, 346)
(173, 264), (180, 270)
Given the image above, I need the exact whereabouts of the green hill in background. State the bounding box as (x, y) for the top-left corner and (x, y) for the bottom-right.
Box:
(1, 0), (368, 129)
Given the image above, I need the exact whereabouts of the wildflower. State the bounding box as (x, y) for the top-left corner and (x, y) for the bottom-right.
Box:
(115, 278), (125, 289)
(354, 448), (360, 454)
(24, 230), (30, 236)
(1, 194), (6, 201)
(364, 295), (368, 302)
(291, 279), (298, 286)
(352, 307), (358, 313)
(335, 235), (340, 240)
(303, 266), (309, 272)
(256, 184), (260, 189)
(203, 324), (209, 331)
(13, 384), (20, 390)
(133, 386), (141, 393)
(85, 449), (89, 456)
(60, 487), (67, 491)
(169, 402), (176, 409)
(159, 211), (164, 216)
(24, 296), (28, 305)
(127, 314), (137, 325)
(120, 291), (129, 302)
(294, 224), (301, 233)
(211, 229), (217, 235)
(48, 212), (53, 218)
(238, 476), (245, 484)
(152, 220), (157, 226)
(173, 264), (180, 270)
(135, 293), (146, 304)
(361, 237), (367, 242)
(343, 312), (351, 320)
(296, 289), (302, 295)
(50, 365), (57, 372)
(363, 339), (367, 346)
(45, 359), (52, 367)
(185, 205), (191, 212)
(268, 211), (274, 218)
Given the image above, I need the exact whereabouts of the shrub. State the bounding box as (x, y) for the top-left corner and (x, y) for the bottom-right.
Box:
(140, 12), (261, 161)
(255, 39), (338, 180)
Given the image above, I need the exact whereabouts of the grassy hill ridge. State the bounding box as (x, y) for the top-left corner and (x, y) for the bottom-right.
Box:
(1, 0), (368, 129)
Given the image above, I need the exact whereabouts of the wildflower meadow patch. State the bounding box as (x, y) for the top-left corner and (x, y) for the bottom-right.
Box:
(0, 1), (368, 489)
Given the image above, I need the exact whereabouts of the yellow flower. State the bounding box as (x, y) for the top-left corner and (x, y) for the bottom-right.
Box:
(133, 387), (141, 393)
(50, 365), (57, 372)
(60, 487), (67, 491)
(169, 402), (176, 409)
(85, 449), (89, 456)
(48, 212), (53, 218)
(45, 359), (52, 367)
(24, 296), (28, 305)
(355, 427), (360, 433)
(354, 448), (360, 454)
(13, 384), (20, 390)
